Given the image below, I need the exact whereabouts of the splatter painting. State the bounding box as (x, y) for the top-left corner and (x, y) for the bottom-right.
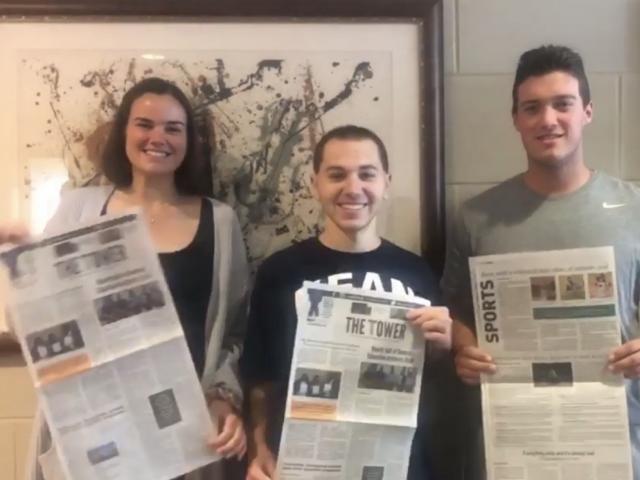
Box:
(18, 51), (391, 266)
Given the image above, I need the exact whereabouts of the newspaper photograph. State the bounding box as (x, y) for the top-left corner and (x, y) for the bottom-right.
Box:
(277, 282), (430, 479)
(470, 247), (633, 480)
(1, 214), (218, 480)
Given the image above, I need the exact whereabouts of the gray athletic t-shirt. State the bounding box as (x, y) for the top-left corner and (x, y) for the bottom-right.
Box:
(442, 171), (640, 468)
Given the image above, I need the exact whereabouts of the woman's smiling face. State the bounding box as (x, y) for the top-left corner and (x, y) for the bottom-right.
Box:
(124, 93), (188, 179)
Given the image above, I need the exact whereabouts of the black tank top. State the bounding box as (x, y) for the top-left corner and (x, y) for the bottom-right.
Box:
(101, 195), (214, 377)
(159, 199), (213, 378)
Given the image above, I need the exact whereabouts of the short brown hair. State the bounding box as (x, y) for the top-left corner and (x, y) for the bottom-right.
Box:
(313, 125), (389, 173)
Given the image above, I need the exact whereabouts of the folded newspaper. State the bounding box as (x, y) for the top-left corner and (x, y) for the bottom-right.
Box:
(277, 282), (430, 480)
(470, 246), (633, 480)
(0, 213), (219, 480)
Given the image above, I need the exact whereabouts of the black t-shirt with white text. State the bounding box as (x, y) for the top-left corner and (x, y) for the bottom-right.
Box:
(240, 237), (442, 476)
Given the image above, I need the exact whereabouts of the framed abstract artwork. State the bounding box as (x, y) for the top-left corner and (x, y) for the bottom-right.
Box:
(0, 0), (445, 273)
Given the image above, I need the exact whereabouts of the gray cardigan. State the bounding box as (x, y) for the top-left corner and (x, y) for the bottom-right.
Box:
(29, 186), (249, 480)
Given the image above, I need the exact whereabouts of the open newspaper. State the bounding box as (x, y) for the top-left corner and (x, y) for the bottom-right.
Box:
(0, 213), (218, 480)
(470, 246), (632, 480)
(277, 282), (429, 480)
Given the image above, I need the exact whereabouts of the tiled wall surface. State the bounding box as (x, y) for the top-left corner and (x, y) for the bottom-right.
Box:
(444, 0), (640, 230)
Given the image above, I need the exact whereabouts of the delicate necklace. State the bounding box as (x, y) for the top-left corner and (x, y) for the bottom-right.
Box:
(118, 190), (178, 225)
(143, 203), (174, 225)
(145, 207), (170, 225)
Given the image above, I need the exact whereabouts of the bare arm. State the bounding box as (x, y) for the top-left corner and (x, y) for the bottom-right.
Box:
(452, 319), (496, 385)
(453, 318), (478, 352)
(247, 382), (277, 480)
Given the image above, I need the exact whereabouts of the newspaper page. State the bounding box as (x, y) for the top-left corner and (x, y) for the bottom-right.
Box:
(277, 282), (430, 480)
(470, 246), (632, 480)
(0, 214), (218, 480)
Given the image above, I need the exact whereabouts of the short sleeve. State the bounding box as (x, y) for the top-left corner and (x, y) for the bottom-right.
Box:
(441, 210), (475, 330)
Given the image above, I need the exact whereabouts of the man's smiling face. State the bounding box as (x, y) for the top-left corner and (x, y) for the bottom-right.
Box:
(312, 138), (390, 236)
(513, 71), (592, 169)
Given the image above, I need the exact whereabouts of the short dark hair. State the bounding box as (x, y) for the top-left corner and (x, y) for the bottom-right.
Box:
(312, 125), (389, 173)
(512, 45), (591, 114)
(102, 77), (209, 195)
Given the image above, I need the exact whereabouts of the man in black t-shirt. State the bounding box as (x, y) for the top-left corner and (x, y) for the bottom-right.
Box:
(241, 125), (453, 480)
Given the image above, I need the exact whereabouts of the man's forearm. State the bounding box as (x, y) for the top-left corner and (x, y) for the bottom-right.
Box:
(248, 382), (273, 457)
(452, 318), (478, 352)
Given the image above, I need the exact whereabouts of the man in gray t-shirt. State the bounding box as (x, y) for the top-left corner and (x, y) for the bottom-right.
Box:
(443, 45), (640, 479)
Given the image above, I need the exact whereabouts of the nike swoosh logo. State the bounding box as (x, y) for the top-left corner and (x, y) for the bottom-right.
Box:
(602, 202), (626, 209)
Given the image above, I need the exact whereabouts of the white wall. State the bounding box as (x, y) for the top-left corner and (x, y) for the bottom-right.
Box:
(0, 354), (36, 480)
(442, 0), (640, 229)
